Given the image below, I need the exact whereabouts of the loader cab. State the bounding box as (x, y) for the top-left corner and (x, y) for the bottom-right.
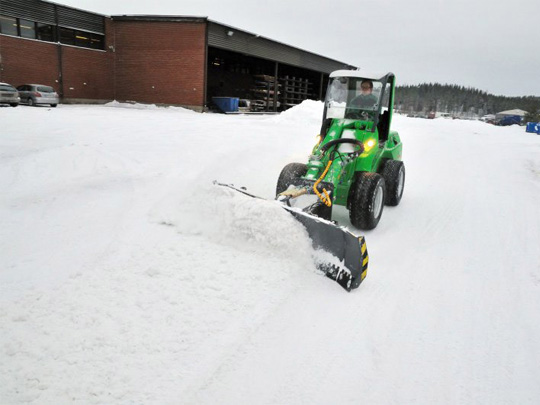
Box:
(321, 71), (395, 142)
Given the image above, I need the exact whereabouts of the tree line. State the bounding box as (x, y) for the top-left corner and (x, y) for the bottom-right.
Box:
(395, 83), (540, 121)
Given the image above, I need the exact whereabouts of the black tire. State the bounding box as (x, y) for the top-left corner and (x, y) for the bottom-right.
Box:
(51, 104), (57, 108)
(380, 160), (405, 206)
(276, 163), (307, 196)
(10, 103), (18, 107)
(28, 98), (35, 106)
(349, 172), (386, 230)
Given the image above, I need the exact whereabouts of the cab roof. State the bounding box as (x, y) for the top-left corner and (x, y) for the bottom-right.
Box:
(330, 70), (394, 81)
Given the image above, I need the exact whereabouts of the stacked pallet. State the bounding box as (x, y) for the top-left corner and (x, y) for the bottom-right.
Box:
(248, 74), (314, 112)
(279, 76), (313, 108)
(250, 75), (280, 112)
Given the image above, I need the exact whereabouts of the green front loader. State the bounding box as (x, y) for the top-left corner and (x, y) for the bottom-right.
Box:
(218, 70), (405, 291)
(277, 70), (405, 230)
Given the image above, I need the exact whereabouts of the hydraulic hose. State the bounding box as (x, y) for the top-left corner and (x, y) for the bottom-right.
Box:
(313, 160), (333, 207)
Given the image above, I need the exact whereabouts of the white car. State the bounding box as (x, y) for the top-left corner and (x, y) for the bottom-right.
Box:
(0, 82), (20, 107)
(16, 84), (59, 107)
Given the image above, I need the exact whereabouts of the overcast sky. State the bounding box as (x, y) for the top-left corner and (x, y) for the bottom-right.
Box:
(54, 0), (540, 97)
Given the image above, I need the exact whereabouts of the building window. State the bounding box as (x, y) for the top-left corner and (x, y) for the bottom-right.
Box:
(59, 27), (103, 49)
(59, 27), (75, 45)
(19, 19), (36, 39)
(89, 33), (104, 50)
(37, 23), (55, 42)
(1, 14), (104, 50)
(0, 15), (18, 36)
(74, 30), (91, 47)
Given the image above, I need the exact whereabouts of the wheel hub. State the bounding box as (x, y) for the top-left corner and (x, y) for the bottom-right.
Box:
(373, 184), (384, 217)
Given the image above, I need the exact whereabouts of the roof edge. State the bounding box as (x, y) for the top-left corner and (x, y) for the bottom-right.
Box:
(111, 15), (208, 23)
(208, 20), (356, 70)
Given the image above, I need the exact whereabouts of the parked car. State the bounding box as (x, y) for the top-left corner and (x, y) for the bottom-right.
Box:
(0, 82), (20, 107)
(16, 84), (59, 107)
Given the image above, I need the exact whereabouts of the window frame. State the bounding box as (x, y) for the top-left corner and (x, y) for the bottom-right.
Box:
(19, 18), (37, 39)
(0, 15), (19, 36)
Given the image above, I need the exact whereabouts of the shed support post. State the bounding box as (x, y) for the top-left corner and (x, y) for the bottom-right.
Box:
(319, 73), (324, 101)
(273, 62), (279, 112)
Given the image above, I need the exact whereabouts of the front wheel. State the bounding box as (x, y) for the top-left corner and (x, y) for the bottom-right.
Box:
(276, 163), (307, 196)
(349, 172), (385, 230)
(51, 104), (57, 108)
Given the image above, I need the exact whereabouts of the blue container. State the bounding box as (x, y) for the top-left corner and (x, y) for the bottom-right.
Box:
(526, 122), (540, 134)
(212, 97), (239, 113)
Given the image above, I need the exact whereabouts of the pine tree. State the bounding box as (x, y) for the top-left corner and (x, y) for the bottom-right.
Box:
(395, 83), (540, 118)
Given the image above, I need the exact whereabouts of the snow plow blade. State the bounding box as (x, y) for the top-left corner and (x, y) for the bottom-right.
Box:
(284, 208), (368, 291)
(214, 182), (369, 291)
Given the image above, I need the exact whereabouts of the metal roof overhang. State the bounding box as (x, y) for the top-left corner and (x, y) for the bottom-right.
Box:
(207, 20), (356, 74)
(110, 15), (207, 23)
(1, 0), (105, 33)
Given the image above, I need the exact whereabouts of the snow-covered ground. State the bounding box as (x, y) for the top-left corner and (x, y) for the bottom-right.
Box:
(1, 102), (540, 404)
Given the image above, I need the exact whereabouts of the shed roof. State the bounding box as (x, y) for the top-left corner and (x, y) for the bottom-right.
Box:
(496, 109), (528, 116)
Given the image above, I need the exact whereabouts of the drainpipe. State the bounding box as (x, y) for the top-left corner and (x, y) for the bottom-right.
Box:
(54, 5), (64, 99)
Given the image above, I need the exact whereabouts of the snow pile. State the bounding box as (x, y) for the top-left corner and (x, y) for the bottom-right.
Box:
(104, 100), (196, 113)
(271, 99), (324, 125)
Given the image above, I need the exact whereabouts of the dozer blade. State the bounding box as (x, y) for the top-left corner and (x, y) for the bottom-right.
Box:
(214, 182), (369, 291)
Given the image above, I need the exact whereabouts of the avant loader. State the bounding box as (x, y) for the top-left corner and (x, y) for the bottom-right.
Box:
(217, 70), (405, 291)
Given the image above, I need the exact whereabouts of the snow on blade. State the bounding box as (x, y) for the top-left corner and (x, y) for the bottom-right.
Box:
(152, 181), (315, 259)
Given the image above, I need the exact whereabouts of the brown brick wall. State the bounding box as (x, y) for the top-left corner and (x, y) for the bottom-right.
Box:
(114, 21), (206, 108)
(0, 35), (60, 89)
(0, 19), (207, 109)
(61, 18), (115, 101)
(61, 46), (114, 100)
(0, 18), (115, 101)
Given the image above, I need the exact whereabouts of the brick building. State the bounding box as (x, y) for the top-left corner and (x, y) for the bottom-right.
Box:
(0, 0), (355, 111)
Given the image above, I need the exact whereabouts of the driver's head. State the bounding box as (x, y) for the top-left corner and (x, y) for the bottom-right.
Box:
(361, 80), (373, 94)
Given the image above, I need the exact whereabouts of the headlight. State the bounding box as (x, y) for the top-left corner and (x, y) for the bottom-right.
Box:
(364, 139), (376, 152)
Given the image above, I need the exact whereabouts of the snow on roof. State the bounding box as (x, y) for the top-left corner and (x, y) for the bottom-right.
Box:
(330, 70), (392, 80)
(497, 109), (528, 116)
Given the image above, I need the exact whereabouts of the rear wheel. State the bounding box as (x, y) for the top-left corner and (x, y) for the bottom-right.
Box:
(349, 172), (385, 230)
(51, 104), (57, 108)
(10, 103), (18, 107)
(380, 160), (405, 206)
(28, 98), (35, 106)
(276, 163), (307, 196)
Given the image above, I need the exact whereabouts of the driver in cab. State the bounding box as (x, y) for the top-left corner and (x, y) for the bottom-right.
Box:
(350, 80), (378, 109)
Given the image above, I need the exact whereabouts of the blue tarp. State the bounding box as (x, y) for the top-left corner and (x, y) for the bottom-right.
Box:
(526, 122), (540, 134)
